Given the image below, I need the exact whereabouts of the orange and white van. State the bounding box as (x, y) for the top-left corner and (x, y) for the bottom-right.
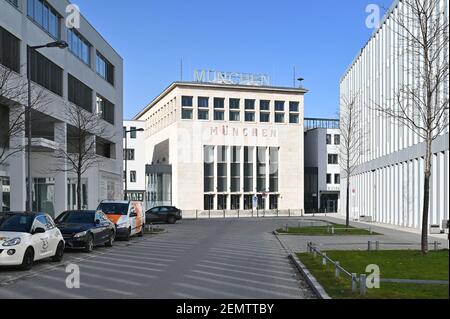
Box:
(97, 201), (144, 241)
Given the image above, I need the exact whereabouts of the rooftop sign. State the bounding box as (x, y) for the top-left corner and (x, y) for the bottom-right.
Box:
(194, 70), (270, 86)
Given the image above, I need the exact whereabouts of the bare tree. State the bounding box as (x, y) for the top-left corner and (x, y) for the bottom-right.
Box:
(340, 92), (367, 228)
(374, 0), (449, 254)
(0, 66), (48, 166)
(53, 103), (114, 210)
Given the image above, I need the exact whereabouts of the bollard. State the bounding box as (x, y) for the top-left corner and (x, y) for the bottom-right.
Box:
(368, 241), (372, 251)
(351, 273), (357, 293)
(360, 274), (367, 296)
(376, 241), (380, 251)
(322, 252), (327, 265)
(335, 262), (340, 278)
(331, 226), (335, 235)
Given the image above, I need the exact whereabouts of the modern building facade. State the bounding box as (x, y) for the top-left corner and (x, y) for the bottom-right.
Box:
(304, 118), (340, 213)
(340, 0), (449, 229)
(123, 120), (146, 204)
(134, 81), (307, 214)
(0, 0), (123, 216)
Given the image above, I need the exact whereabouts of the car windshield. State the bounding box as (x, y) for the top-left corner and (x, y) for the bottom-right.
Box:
(55, 211), (95, 224)
(0, 214), (34, 233)
(98, 203), (128, 215)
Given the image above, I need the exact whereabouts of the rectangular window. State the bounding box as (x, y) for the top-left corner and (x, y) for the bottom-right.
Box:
(198, 109), (209, 120)
(245, 99), (255, 110)
(260, 100), (270, 111)
(335, 174), (341, 184)
(67, 29), (91, 65)
(217, 146), (227, 192)
(198, 97), (209, 108)
(27, 0), (60, 39)
(334, 134), (341, 145)
(231, 195), (240, 210)
(0, 27), (20, 73)
(217, 195), (227, 210)
(204, 194), (214, 210)
(257, 147), (266, 192)
(130, 171), (137, 183)
(204, 146), (214, 192)
(214, 111), (224, 121)
(257, 195), (266, 210)
(68, 74), (93, 112)
(269, 147), (279, 192)
(289, 102), (299, 112)
(124, 149), (135, 161)
(275, 101), (285, 112)
(231, 146), (240, 192)
(229, 111), (240, 121)
(181, 96), (193, 120)
(96, 95), (115, 124)
(269, 194), (279, 210)
(130, 127), (137, 139)
(29, 47), (63, 96)
(229, 98), (240, 109)
(214, 98), (224, 109)
(245, 112), (255, 122)
(326, 174), (332, 184)
(328, 154), (338, 165)
(326, 134), (332, 145)
(244, 195), (253, 210)
(244, 147), (253, 192)
(289, 114), (299, 124)
(96, 52), (115, 85)
(275, 113), (284, 123)
(260, 112), (270, 123)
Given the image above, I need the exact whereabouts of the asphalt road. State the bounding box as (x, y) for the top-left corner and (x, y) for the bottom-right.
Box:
(0, 218), (316, 299)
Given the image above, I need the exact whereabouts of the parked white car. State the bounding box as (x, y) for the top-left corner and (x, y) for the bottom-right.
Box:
(0, 212), (65, 270)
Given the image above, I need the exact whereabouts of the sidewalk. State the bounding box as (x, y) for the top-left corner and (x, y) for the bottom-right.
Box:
(276, 215), (449, 253)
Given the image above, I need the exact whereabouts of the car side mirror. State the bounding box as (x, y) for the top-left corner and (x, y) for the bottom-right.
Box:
(95, 219), (101, 225)
(33, 227), (46, 234)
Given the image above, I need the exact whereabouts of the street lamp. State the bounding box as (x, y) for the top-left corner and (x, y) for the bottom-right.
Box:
(123, 128), (144, 200)
(27, 41), (68, 212)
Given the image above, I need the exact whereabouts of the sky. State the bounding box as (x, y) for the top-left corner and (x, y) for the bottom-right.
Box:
(74, 0), (392, 120)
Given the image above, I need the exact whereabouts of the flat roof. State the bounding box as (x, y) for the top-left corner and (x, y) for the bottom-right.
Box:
(134, 81), (309, 120)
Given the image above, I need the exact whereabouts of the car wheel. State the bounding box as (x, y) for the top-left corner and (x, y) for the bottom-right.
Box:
(20, 247), (34, 271)
(84, 234), (94, 253)
(168, 216), (176, 224)
(52, 242), (64, 262)
(124, 228), (131, 241)
(105, 231), (114, 247)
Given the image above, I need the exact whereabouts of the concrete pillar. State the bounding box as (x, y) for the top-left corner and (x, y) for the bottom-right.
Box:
(53, 122), (67, 216)
(9, 105), (26, 211)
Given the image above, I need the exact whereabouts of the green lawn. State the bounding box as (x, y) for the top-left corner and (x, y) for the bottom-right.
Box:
(277, 223), (379, 236)
(297, 250), (449, 299)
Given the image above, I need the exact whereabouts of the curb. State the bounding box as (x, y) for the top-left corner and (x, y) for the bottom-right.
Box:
(272, 231), (332, 300)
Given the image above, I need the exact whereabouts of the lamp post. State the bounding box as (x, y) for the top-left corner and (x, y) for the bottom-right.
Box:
(26, 40), (68, 212)
(123, 128), (144, 200)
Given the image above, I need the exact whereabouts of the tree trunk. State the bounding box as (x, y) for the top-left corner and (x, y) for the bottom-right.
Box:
(421, 140), (432, 255)
(346, 177), (350, 228)
(77, 171), (82, 211)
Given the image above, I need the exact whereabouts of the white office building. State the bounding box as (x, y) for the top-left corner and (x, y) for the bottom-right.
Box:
(340, 0), (449, 229)
(304, 118), (341, 213)
(0, 0), (123, 216)
(134, 78), (307, 215)
(123, 120), (146, 203)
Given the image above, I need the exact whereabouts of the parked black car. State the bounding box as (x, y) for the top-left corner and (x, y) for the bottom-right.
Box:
(145, 206), (182, 224)
(55, 210), (116, 252)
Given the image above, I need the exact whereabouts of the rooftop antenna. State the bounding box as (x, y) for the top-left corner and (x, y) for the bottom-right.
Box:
(297, 77), (305, 88)
(293, 66), (296, 87)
